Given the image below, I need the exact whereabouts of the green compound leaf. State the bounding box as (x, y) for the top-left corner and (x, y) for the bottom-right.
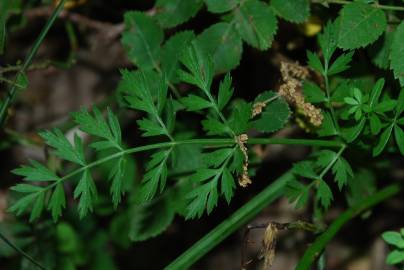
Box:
(138, 149), (171, 202)
(293, 161), (318, 180)
(136, 118), (166, 137)
(303, 81), (326, 103)
(29, 192), (45, 222)
(229, 100), (251, 134)
(331, 80), (351, 103)
(73, 169), (97, 218)
(386, 250), (404, 265)
(48, 183), (66, 222)
(307, 51), (324, 73)
(72, 107), (123, 151)
(369, 78), (385, 109)
(336, 2), (387, 49)
(155, 0), (203, 28)
(202, 117), (230, 136)
(108, 156), (127, 208)
(196, 22), (242, 73)
(373, 124), (394, 156)
(317, 112), (338, 137)
(250, 91), (290, 133)
(383, 231), (404, 249)
(390, 21), (404, 86)
(178, 41), (214, 91)
(318, 20), (338, 63)
(396, 90), (404, 116)
(373, 99), (397, 113)
(369, 114), (382, 135)
(221, 167), (235, 204)
(186, 180), (216, 219)
(394, 125), (404, 156)
(316, 179), (333, 210)
(204, 0), (239, 13)
(180, 94), (212, 111)
(342, 117), (366, 143)
(271, 0), (310, 23)
(202, 148), (234, 168)
(233, 0), (277, 50)
(129, 196), (175, 242)
(122, 70), (172, 138)
(39, 130), (86, 166)
(314, 150), (336, 169)
(186, 148), (236, 218)
(285, 178), (310, 209)
(8, 193), (38, 216)
(10, 184), (43, 193)
(97, 148), (136, 207)
(368, 31), (394, 69)
(121, 11), (163, 70)
(217, 73), (234, 111)
(328, 51), (354, 76)
(11, 108), (126, 222)
(332, 157), (353, 190)
(122, 70), (167, 114)
(170, 142), (203, 175)
(161, 31), (195, 83)
(12, 160), (60, 182)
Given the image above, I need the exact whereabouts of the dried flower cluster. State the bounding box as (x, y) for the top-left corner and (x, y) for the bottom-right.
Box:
(261, 223), (279, 270)
(252, 101), (268, 117)
(236, 134), (252, 188)
(278, 62), (323, 127)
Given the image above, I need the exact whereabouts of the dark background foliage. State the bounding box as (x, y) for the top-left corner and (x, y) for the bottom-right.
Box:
(0, 0), (403, 269)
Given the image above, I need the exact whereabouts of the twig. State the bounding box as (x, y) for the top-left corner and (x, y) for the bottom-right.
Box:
(0, 0), (67, 127)
(241, 221), (323, 268)
(0, 61), (53, 74)
(25, 6), (125, 40)
(0, 231), (47, 270)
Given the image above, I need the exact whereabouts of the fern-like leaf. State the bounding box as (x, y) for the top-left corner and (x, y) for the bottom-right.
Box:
(10, 107), (127, 221)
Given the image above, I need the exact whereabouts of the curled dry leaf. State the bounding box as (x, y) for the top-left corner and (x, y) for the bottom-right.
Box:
(261, 223), (279, 270)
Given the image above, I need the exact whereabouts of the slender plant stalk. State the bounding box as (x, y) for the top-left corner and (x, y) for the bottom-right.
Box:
(249, 138), (344, 147)
(323, 59), (340, 135)
(295, 184), (401, 270)
(38, 137), (344, 194)
(0, 231), (46, 270)
(0, 0), (67, 126)
(319, 145), (346, 178)
(311, 0), (404, 11)
(0, 77), (25, 88)
(164, 170), (294, 270)
(0, 61), (53, 74)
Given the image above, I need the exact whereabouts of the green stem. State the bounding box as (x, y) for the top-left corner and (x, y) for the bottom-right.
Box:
(319, 145), (346, 179)
(0, 77), (25, 88)
(249, 138), (344, 147)
(294, 184), (401, 270)
(323, 60), (340, 135)
(205, 89), (235, 137)
(262, 94), (280, 104)
(154, 110), (174, 142)
(0, 0), (67, 126)
(311, 0), (404, 11)
(164, 170), (294, 270)
(41, 137), (343, 194)
(0, 231), (47, 270)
